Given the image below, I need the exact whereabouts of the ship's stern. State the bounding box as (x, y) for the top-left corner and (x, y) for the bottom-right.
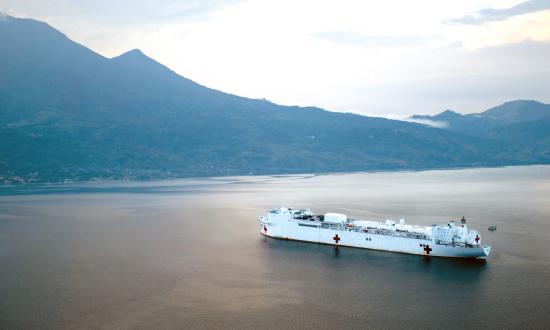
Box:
(259, 215), (269, 236)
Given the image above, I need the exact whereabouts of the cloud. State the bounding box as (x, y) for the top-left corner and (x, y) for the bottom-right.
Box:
(0, 0), (241, 26)
(149, 0), (242, 22)
(402, 118), (449, 128)
(361, 114), (449, 128)
(444, 0), (550, 25)
(313, 30), (441, 47)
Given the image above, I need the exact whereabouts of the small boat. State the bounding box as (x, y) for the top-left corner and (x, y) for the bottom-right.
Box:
(488, 226), (497, 231)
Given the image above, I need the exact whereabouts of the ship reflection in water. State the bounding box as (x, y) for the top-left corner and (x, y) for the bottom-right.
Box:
(1, 165), (549, 329)
(261, 231), (488, 277)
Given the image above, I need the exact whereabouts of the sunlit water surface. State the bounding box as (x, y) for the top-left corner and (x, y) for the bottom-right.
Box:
(1, 166), (549, 329)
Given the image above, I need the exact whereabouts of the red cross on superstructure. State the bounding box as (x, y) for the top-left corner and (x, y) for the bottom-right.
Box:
(424, 244), (432, 255)
(475, 235), (480, 243)
(263, 225), (268, 234)
(333, 234), (340, 243)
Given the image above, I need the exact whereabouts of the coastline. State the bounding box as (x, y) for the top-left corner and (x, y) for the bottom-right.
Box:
(1, 163), (549, 195)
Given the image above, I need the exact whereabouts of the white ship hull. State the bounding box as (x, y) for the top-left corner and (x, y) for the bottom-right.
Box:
(259, 208), (491, 259)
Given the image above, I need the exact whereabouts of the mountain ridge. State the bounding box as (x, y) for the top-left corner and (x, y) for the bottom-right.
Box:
(1, 15), (549, 184)
(410, 100), (550, 137)
(482, 100), (550, 124)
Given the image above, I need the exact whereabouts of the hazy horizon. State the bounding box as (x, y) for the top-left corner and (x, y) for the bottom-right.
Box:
(2, 0), (550, 116)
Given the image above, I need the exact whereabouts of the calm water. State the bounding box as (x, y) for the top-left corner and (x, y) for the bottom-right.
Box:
(1, 166), (550, 329)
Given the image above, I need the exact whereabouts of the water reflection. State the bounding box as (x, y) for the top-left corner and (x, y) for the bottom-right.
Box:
(1, 165), (549, 329)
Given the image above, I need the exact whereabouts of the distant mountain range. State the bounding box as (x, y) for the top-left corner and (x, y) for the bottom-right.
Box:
(410, 100), (550, 136)
(410, 100), (550, 158)
(1, 16), (549, 184)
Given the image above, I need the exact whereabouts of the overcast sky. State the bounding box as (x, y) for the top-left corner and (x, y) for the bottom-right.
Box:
(1, 0), (550, 116)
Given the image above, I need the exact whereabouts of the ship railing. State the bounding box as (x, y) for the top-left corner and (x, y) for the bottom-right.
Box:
(370, 229), (429, 241)
(435, 241), (478, 248)
(319, 223), (430, 240)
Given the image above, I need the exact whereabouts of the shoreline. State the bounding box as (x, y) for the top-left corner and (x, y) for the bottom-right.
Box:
(1, 163), (549, 192)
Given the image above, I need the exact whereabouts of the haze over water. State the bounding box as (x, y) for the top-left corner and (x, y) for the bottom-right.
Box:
(1, 166), (550, 329)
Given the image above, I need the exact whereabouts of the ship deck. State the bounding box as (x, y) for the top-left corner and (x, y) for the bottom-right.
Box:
(262, 213), (480, 248)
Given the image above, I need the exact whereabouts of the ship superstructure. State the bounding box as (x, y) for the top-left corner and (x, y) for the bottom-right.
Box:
(259, 207), (491, 258)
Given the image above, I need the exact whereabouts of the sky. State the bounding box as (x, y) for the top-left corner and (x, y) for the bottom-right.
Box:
(1, 0), (550, 116)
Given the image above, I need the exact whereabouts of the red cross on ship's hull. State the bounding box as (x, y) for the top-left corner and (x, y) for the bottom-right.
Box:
(424, 244), (432, 255)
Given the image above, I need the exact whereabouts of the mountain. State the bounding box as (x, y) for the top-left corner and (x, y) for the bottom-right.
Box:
(486, 117), (550, 157)
(482, 100), (550, 124)
(0, 16), (547, 184)
(410, 100), (550, 137)
(410, 110), (495, 136)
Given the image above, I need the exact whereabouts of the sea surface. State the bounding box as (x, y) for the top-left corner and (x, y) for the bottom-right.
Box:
(1, 166), (550, 329)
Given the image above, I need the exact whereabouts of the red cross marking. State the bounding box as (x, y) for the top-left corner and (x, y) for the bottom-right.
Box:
(333, 234), (341, 243)
(424, 244), (432, 255)
(475, 235), (480, 243)
(263, 225), (267, 234)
